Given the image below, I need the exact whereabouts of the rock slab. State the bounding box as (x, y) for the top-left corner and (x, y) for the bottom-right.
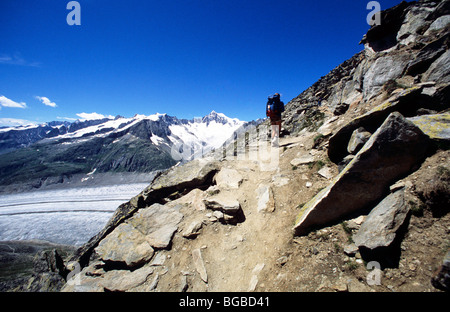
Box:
(100, 265), (154, 292)
(328, 87), (424, 163)
(192, 248), (208, 283)
(290, 155), (315, 167)
(407, 112), (450, 141)
(95, 222), (154, 267)
(353, 189), (410, 250)
(214, 167), (243, 189)
(294, 112), (430, 236)
(128, 203), (183, 249)
(95, 203), (183, 268)
(73, 159), (218, 268)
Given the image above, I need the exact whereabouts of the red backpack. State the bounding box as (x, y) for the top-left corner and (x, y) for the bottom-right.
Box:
(266, 94), (284, 118)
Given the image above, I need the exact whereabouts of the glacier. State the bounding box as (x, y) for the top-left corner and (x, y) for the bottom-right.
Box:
(0, 111), (249, 246)
(0, 183), (148, 246)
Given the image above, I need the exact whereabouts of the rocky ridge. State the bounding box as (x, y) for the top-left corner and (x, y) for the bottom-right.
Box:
(10, 0), (449, 292)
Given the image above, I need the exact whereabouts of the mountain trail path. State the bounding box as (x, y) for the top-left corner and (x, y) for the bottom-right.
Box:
(129, 123), (449, 293)
(141, 131), (346, 292)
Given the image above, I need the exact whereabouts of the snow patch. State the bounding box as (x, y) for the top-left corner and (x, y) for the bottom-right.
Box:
(150, 135), (165, 146)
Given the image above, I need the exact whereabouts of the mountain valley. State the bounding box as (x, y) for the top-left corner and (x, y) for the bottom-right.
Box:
(0, 111), (247, 193)
(1, 0), (449, 295)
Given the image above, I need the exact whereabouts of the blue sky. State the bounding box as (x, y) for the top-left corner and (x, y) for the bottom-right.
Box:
(0, 0), (406, 125)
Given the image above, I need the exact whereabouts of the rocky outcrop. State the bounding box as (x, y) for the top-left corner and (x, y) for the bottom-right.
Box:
(0, 240), (76, 292)
(404, 34), (449, 77)
(71, 158), (219, 267)
(294, 112), (430, 235)
(94, 203), (183, 268)
(99, 264), (155, 292)
(127, 204), (183, 249)
(95, 222), (155, 267)
(363, 53), (411, 100)
(360, 1), (410, 52)
(328, 86), (432, 163)
(283, 0), (450, 141)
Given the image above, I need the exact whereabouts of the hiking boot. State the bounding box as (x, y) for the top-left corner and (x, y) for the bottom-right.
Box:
(271, 137), (279, 147)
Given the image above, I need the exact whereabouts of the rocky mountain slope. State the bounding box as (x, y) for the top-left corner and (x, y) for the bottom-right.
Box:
(0, 111), (246, 193)
(7, 0), (449, 292)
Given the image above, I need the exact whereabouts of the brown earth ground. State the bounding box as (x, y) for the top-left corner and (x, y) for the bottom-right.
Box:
(130, 129), (449, 292)
(2, 105), (448, 292)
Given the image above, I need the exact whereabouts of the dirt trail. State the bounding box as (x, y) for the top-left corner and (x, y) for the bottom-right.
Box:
(139, 131), (335, 292)
(128, 120), (448, 292)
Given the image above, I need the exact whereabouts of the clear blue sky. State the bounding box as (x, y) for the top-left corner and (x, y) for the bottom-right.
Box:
(0, 0), (406, 125)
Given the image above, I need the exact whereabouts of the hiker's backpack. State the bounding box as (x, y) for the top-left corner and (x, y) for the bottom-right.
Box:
(266, 94), (284, 118)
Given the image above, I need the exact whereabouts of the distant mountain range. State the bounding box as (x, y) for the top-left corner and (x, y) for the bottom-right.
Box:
(0, 111), (248, 190)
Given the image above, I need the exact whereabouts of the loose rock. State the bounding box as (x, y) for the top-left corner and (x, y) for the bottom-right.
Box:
(192, 248), (208, 283)
(182, 220), (204, 238)
(214, 168), (243, 189)
(256, 184), (275, 213)
(100, 265), (154, 292)
(353, 189), (410, 251)
(347, 127), (372, 154)
(290, 155), (315, 167)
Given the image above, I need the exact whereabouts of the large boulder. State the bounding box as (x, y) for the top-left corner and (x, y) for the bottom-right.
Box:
(294, 112), (430, 236)
(353, 189), (410, 267)
(328, 86), (427, 163)
(407, 112), (450, 142)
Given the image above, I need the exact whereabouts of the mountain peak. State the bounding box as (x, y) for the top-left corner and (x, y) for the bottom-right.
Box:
(201, 111), (241, 125)
(208, 110), (219, 116)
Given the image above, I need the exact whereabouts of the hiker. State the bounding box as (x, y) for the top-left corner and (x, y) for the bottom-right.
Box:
(266, 93), (284, 147)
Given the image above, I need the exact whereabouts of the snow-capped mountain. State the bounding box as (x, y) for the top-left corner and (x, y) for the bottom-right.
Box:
(0, 111), (245, 154)
(0, 111), (247, 189)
